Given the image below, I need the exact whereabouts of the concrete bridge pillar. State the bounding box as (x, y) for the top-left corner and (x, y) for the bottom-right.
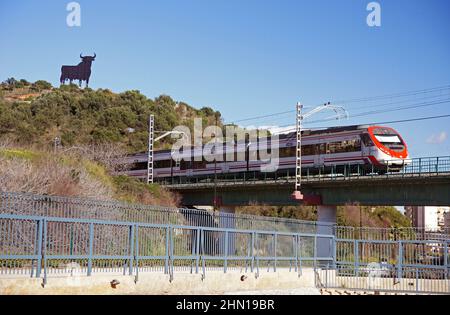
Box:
(316, 205), (337, 266)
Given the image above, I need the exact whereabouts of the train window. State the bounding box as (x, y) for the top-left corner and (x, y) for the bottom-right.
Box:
(154, 160), (171, 169)
(326, 142), (335, 154)
(315, 144), (326, 155)
(130, 161), (147, 171)
(375, 136), (405, 152)
(361, 133), (374, 146)
(373, 127), (396, 136)
(374, 135), (402, 144)
(302, 145), (314, 156)
(180, 159), (192, 170)
(371, 128), (405, 151)
(193, 158), (207, 169)
(279, 147), (295, 158)
(326, 139), (361, 154)
(347, 139), (361, 152)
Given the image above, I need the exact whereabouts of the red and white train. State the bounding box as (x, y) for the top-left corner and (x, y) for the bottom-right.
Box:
(123, 125), (411, 181)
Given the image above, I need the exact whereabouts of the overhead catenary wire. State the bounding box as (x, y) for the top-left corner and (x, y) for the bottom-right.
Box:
(225, 84), (450, 126)
(292, 98), (450, 126)
(331, 84), (450, 105)
(238, 97), (450, 128)
(277, 114), (450, 133)
(239, 97), (450, 130)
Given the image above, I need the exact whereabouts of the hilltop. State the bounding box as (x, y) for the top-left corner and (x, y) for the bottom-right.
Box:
(0, 78), (222, 152)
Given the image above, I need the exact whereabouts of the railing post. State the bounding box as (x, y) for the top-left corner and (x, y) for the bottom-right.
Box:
(87, 222), (94, 276)
(201, 229), (206, 280)
(250, 232), (255, 273)
(224, 231), (228, 273)
(295, 234), (300, 276)
(255, 232), (260, 278)
(354, 239), (359, 277)
(169, 227), (174, 282)
(196, 228), (200, 274)
(416, 268), (419, 293)
(397, 241), (403, 280)
(291, 235), (295, 272)
(134, 225), (139, 283)
(332, 235), (337, 269)
(128, 224), (135, 276)
(444, 241), (449, 280)
(273, 233), (277, 272)
(164, 227), (170, 274)
(35, 219), (44, 278)
(42, 218), (47, 286)
(314, 235), (317, 270)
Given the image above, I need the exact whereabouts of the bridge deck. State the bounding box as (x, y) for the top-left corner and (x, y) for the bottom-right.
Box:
(159, 157), (450, 206)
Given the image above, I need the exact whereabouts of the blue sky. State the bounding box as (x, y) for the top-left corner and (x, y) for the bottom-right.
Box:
(1, 0), (449, 157)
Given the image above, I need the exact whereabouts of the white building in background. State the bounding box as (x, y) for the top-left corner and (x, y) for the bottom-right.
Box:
(445, 212), (450, 230)
(405, 206), (450, 231)
(424, 207), (438, 230)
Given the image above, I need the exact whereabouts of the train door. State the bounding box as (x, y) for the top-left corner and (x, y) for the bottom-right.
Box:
(361, 133), (374, 158)
(314, 142), (325, 168)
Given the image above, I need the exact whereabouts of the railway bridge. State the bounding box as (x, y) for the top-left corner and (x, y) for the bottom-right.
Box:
(158, 156), (450, 226)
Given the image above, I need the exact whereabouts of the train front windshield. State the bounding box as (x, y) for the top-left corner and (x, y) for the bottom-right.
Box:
(372, 127), (405, 152)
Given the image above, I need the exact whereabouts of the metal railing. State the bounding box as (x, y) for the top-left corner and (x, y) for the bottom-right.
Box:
(3, 191), (449, 241)
(158, 156), (450, 187)
(0, 213), (334, 285)
(319, 235), (450, 294)
(1, 191), (450, 294)
(335, 225), (450, 241)
(0, 191), (331, 234)
(316, 264), (450, 294)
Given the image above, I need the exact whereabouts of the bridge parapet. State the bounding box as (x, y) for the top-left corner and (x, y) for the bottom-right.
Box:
(159, 156), (450, 188)
(160, 157), (450, 206)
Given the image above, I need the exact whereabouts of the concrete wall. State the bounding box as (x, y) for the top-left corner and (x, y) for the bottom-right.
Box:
(0, 269), (317, 295)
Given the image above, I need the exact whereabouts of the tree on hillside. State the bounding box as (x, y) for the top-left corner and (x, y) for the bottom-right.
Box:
(0, 83), (223, 152)
(32, 80), (52, 91)
(2, 78), (18, 90)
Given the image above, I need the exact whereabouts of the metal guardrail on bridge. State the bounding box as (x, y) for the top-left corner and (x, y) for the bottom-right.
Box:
(158, 156), (450, 187)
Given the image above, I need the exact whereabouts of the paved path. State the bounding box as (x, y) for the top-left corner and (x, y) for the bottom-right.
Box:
(223, 287), (321, 295)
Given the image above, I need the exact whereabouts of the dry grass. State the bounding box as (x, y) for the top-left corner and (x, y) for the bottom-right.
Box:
(60, 143), (130, 173)
(0, 152), (114, 200)
(0, 145), (180, 207)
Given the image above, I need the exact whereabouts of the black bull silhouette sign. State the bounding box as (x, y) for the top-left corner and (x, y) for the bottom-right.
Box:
(60, 53), (96, 87)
